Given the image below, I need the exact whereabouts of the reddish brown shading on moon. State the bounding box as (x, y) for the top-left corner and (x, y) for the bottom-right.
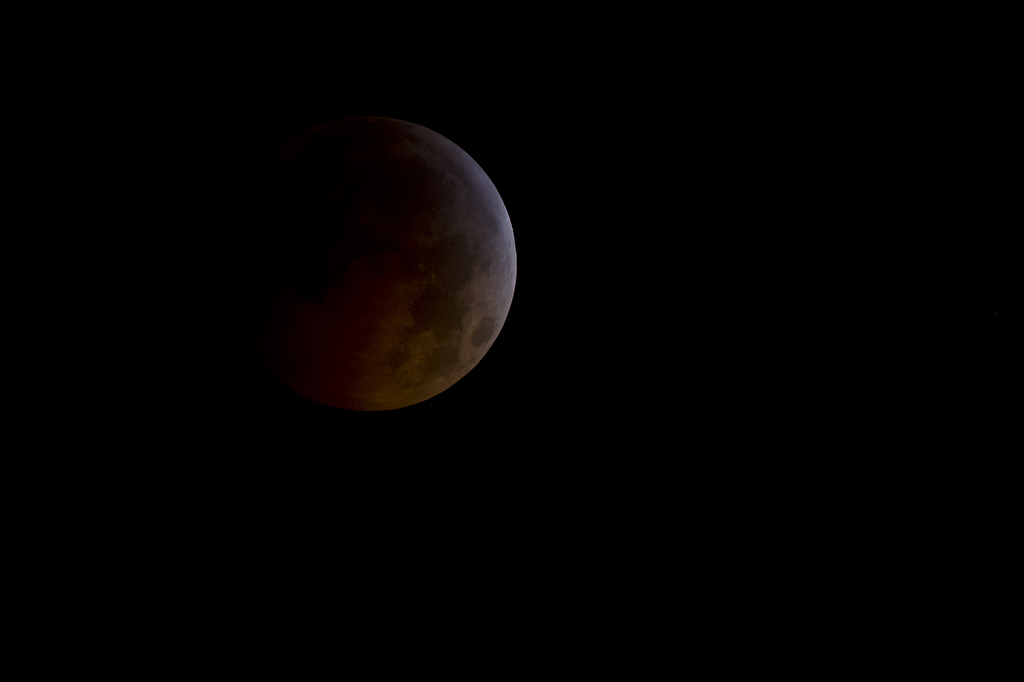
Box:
(252, 117), (517, 411)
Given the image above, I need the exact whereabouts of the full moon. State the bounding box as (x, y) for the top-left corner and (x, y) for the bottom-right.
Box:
(251, 117), (517, 411)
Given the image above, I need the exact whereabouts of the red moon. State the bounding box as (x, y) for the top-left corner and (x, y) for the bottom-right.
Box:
(252, 117), (517, 411)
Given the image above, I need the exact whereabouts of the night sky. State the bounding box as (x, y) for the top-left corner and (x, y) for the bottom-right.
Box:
(103, 19), (1011, 664)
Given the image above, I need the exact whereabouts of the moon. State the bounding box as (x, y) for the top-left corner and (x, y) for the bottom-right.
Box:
(250, 117), (517, 411)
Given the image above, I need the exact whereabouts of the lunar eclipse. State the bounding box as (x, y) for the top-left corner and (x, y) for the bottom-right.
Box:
(249, 117), (516, 411)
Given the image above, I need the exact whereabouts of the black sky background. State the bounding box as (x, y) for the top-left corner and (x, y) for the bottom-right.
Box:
(68, 12), (1013, 663)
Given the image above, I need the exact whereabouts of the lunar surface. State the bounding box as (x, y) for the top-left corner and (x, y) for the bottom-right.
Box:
(251, 117), (516, 411)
